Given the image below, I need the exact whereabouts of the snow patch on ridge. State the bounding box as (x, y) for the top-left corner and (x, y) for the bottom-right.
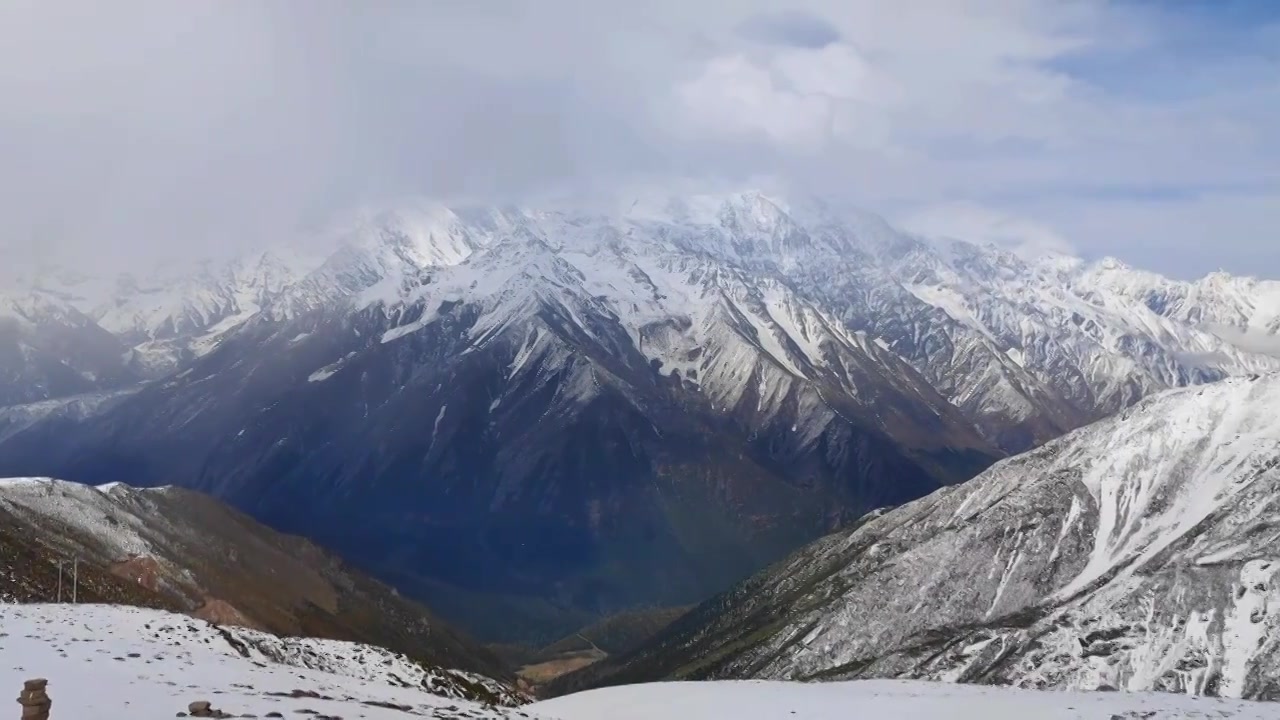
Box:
(0, 477), (166, 559)
(1060, 378), (1280, 598)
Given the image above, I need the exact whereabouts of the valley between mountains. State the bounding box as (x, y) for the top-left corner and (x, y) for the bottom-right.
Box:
(2, 191), (1278, 658)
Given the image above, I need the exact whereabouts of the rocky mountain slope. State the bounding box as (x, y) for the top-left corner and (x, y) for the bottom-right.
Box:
(555, 373), (1280, 700)
(0, 477), (507, 681)
(1, 192), (1276, 643)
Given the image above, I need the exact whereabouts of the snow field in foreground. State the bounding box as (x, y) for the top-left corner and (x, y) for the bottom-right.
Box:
(530, 679), (1280, 719)
(0, 603), (540, 720)
(5, 602), (1280, 719)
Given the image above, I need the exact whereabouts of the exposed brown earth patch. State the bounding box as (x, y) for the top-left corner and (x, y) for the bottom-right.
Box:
(110, 555), (164, 592)
(493, 606), (691, 690)
(193, 596), (259, 629)
(516, 650), (606, 685)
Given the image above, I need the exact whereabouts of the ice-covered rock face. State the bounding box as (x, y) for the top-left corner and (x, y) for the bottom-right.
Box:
(577, 374), (1280, 701)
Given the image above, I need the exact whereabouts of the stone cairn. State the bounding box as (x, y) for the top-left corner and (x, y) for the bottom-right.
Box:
(16, 679), (51, 720)
(185, 700), (232, 718)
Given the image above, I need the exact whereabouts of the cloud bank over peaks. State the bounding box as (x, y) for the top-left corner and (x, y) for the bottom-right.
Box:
(0, 1), (1276, 280)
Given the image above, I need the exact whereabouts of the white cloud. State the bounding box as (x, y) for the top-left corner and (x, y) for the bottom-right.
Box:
(674, 54), (834, 150)
(672, 43), (898, 151)
(1028, 190), (1280, 279)
(900, 203), (1076, 259)
(0, 0), (1276, 278)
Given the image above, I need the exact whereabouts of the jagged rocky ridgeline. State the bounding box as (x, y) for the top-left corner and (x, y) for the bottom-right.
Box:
(557, 374), (1280, 701)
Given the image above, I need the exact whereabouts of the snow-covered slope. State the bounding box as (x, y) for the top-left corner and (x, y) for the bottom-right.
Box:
(799, 234), (1280, 450)
(0, 388), (139, 442)
(267, 204), (512, 318)
(533, 679), (1280, 719)
(566, 373), (1280, 700)
(0, 604), (531, 718)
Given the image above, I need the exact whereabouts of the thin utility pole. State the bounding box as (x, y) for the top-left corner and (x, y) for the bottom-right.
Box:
(71, 557), (78, 604)
(56, 561), (63, 603)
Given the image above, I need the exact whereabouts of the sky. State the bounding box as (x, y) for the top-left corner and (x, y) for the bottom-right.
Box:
(0, 0), (1277, 279)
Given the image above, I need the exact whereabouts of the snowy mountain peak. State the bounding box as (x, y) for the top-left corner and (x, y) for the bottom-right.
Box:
(715, 190), (790, 223)
(0, 289), (77, 327)
(351, 204), (481, 268)
(620, 189), (785, 226)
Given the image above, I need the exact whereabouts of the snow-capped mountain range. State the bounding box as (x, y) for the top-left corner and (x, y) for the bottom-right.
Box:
(0, 191), (1276, 642)
(6, 192), (1277, 446)
(562, 373), (1280, 700)
(16, 248), (324, 376)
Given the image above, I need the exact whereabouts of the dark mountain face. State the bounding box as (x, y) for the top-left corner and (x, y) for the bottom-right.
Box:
(0, 284), (996, 644)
